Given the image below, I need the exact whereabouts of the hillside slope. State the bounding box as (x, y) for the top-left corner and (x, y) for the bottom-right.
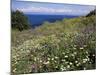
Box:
(11, 15), (96, 74)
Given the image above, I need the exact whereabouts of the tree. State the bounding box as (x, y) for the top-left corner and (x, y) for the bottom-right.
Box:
(11, 10), (30, 31)
(86, 9), (96, 17)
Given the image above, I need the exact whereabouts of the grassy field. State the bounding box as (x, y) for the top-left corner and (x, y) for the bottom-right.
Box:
(11, 15), (96, 74)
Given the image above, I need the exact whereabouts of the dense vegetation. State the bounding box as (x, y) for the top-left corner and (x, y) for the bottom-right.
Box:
(11, 10), (96, 74)
(11, 10), (30, 31)
(86, 9), (96, 17)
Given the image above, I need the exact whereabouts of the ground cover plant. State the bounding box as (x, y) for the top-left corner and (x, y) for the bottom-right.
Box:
(11, 10), (96, 74)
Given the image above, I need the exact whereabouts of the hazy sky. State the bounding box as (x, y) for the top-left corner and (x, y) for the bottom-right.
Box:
(12, 0), (96, 16)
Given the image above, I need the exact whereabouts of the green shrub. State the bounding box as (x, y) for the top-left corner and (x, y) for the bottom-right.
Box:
(86, 9), (96, 17)
(11, 10), (30, 31)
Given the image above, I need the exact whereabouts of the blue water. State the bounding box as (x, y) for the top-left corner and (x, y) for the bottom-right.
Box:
(26, 14), (78, 27)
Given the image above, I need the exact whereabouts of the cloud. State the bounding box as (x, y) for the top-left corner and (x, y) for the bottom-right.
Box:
(17, 6), (73, 14)
(16, 5), (95, 15)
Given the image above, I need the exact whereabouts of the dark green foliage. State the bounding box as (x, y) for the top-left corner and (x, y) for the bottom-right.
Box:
(86, 9), (96, 17)
(11, 10), (30, 31)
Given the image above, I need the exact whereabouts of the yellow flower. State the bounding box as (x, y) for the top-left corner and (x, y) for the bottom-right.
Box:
(69, 62), (73, 65)
(51, 58), (54, 61)
(80, 47), (84, 50)
(39, 60), (42, 63)
(75, 61), (78, 63)
(55, 56), (58, 59)
(65, 55), (68, 58)
(13, 68), (16, 72)
(44, 61), (50, 65)
(73, 47), (77, 50)
(62, 59), (66, 62)
(67, 65), (70, 68)
(76, 62), (81, 66)
(47, 58), (50, 60)
(83, 45), (87, 47)
(34, 57), (37, 61)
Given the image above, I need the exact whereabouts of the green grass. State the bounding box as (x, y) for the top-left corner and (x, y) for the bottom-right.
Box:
(11, 15), (96, 74)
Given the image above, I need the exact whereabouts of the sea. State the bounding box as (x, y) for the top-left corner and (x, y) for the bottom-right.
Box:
(26, 14), (78, 27)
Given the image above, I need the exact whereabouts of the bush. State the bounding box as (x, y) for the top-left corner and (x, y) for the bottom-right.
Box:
(11, 10), (30, 31)
(86, 9), (96, 17)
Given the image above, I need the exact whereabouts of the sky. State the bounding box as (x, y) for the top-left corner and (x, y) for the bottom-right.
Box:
(11, 0), (96, 16)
